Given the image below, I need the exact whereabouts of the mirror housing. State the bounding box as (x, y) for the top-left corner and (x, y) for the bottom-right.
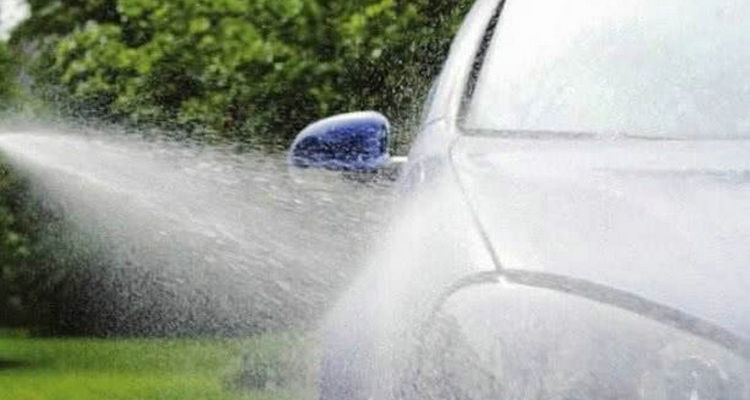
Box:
(289, 111), (390, 171)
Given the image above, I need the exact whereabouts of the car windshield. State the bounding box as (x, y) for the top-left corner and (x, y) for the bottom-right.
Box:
(465, 0), (750, 139)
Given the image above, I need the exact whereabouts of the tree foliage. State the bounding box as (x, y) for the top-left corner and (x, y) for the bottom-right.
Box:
(0, 42), (21, 110)
(0, 163), (36, 328)
(0, 161), (135, 335)
(11, 0), (472, 145)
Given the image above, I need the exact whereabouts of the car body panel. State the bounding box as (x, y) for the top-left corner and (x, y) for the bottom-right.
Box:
(414, 279), (750, 399)
(452, 136), (750, 342)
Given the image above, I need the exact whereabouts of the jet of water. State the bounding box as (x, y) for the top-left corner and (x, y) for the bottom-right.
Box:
(0, 129), (395, 335)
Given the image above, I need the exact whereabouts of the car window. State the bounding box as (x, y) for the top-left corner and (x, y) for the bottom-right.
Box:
(465, 0), (750, 139)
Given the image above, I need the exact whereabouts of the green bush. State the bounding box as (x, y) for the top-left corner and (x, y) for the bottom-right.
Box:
(0, 42), (21, 111)
(0, 161), (34, 328)
(11, 0), (472, 146)
(0, 161), (113, 335)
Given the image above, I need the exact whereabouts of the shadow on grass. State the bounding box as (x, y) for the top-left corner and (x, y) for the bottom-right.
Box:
(0, 359), (31, 371)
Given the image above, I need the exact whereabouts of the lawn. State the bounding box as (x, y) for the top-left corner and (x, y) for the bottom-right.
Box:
(0, 330), (315, 400)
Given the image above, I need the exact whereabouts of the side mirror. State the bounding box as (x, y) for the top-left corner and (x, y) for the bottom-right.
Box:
(289, 111), (390, 171)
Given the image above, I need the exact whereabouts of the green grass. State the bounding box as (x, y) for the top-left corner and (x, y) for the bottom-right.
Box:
(0, 331), (314, 400)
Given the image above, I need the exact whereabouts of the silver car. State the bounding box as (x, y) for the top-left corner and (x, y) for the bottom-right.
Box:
(292, 0), (750, 398)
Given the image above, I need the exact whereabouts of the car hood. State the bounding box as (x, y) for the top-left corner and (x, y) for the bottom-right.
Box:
(452, 136), (750, 341)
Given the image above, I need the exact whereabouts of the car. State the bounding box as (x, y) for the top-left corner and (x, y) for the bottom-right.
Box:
(290, 0), (750, 398)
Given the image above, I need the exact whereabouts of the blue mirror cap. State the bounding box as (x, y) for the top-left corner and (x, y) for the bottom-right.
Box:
(289, 111), (391, 171)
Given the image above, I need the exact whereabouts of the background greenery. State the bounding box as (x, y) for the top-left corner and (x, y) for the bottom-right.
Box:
(0, 42), (21, 111)
(7, 0), (472, 146)
(0, 0), (472, 335)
